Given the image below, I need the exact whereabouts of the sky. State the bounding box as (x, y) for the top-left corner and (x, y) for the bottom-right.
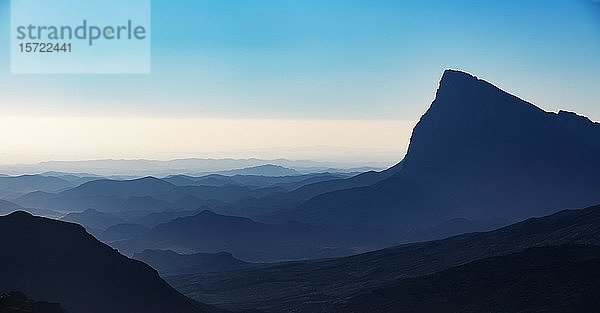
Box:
(0, 0), (599, 165)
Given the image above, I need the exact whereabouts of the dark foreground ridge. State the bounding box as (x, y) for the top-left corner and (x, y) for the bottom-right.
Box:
(0, 291), (66, 313)
(0, 211), (222, 313)
(336, 245), (600, 313)
(168, 204), (600, 313)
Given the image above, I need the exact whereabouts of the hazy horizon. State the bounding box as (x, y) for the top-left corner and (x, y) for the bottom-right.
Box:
(1, 0), (599, 164)
(0, 117), (414, 166)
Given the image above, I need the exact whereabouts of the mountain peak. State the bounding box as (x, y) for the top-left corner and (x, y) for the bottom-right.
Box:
(428, 69), (544, 118)
(397, 70), (600, 221)
(437, 69), (482, 94)
(135, 176), (167, 183)
(5, 210), (34, 219)
(435, 69), (497, 103)
(198, 209), (217, 216)
(441, 69), (478, 82)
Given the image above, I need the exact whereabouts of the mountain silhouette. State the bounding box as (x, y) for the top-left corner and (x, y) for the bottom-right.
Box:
(128, 208), (206, 227)
(265, 70), (600, 231)
(61, 208), (126, 230)
(230, 164), (403, 219)
(164, 172), (349, 191)
(114, 210), (396, 262)
(100, 223), (151, 242)
(400, 70), (600, 218)
(0, 199), (62, 219)
(0, 211), (222, 313)
(214, 164), (300, 176)
(171, 204), (600, 312)
(283, 162), (402, 202)
(0, 199), (23, 214)
(0, 175), (73, 193)
(12, 176), (285, 213)
(61, 176), (176, 197)
(133, 250), (252, 275)
(0, 158), (360, 177)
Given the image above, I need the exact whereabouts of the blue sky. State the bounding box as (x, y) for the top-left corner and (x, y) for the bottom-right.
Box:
(0, 0), (599, 164)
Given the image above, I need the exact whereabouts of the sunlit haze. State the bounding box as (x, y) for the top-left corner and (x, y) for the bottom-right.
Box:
(1, 0), (599, 165)
(0, 116), (413, 166)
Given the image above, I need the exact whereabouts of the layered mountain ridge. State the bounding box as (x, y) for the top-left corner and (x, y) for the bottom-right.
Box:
(169, 204), (600, 312)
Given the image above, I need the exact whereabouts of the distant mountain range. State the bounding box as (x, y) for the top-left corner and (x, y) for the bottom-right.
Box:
(0, 199), (62, 218)
(0, 211), (223, 313)
(164, 172), (351, 190)
(51, 206), (397, 263)
(100, 223), (151, 241)
(11, 176), (286, 213)
(3, 171), (355, 217)
(0, 199), (22, 212)
(0, 158), (383, 177)
(58, 208), (189, 232)
(0, 175), (74, 199)
(112, 210), (397, 262)
(62, 209), (128, 230)
(168, 204), (600, 313)
(262, 70), (600, 231)
(213, 164), (301, 176)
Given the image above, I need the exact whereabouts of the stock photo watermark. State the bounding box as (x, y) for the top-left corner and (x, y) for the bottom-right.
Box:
(11, 0), (151, 74)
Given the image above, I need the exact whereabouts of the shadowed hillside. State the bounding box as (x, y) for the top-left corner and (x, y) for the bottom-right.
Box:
(0, 211), (223, 313)
(168, 204), (600, 312)
(336, 246), (600, 313)
(0, 292), (66, 313)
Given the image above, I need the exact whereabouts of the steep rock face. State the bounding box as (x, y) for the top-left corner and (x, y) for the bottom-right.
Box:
(0, 211), (218, 313)
(400, 70), (600, 218)
(271, 70), (600, 231)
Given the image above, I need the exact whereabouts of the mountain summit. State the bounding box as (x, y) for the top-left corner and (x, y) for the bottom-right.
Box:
(401, 69), (600, 218)
(268, 70), (600, 231)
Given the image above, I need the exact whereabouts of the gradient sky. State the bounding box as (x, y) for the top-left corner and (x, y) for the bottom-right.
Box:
(0, 0), (599, 165)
